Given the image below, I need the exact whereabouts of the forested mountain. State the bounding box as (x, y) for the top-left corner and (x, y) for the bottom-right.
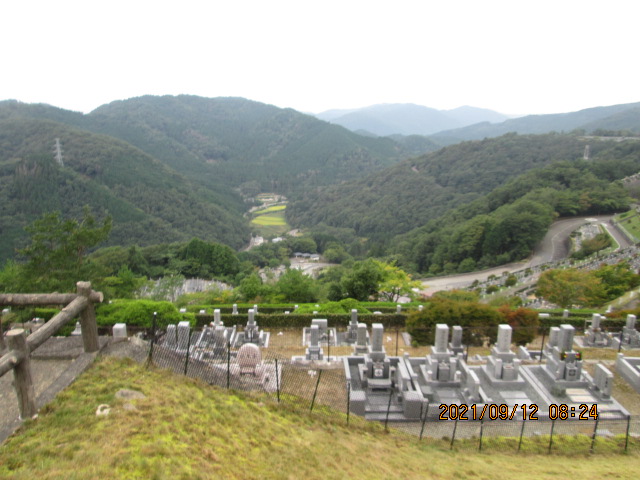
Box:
(3, 96), (640, 274)
(0, 117), (250, 262)
(0, 96), (419, 262)
(431, 102), (640, 144)
(393, 145), (639, 274)
(316, 103), (508, 136)
(287, 133), (640, 273)
(287, 134), (603, 237)
(84, 96), (407, 196)
(1, 97), (413, 200)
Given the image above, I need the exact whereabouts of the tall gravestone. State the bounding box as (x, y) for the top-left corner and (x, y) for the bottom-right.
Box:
(354, 323), (369, 354)
(305, 324), (324, 361)
(545, 324), (583, 382)
(360, 323), (391, 389)
(177, 321), (191, 351)
(485, 324), (521, 381)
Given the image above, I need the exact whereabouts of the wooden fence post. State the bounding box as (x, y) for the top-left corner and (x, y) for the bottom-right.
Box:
(77, 281), (100, 353)
(6, 329), (36, 420)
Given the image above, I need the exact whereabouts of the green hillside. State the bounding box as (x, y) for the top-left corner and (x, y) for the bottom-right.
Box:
(288, 134), (639, 273)
(0, 356), (637, 480)
(85, 95), (407, 197)
(0, 117), (250, 261)
(287, 134), (611, 238)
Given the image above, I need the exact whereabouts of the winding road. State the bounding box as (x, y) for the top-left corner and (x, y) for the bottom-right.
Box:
(420, 215), (630, 296)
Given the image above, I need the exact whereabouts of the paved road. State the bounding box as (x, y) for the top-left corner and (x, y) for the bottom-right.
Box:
(420, 215), (623, 295)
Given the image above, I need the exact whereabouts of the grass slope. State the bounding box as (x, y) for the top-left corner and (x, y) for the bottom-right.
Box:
(0, 357), (638, 479)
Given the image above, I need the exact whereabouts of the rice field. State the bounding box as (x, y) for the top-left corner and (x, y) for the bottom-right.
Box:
(251, 205), (290, 236)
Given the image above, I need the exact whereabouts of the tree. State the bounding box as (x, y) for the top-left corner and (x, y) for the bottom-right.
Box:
(18, 207), (112, 292)
(374, 260), (421, 302)
(592, 262), (640, 301)
(290, 236), (317, 254)
(180, 238), (239, 278)
(536, 268), (605, 308)
(276, 268), (319, 303)
(97, 266), (147, 299)
(498, 306), (539, 345)
(341, 259), (384, 301)
(238, 273), (263, 302)
(406, 297), (502, 346)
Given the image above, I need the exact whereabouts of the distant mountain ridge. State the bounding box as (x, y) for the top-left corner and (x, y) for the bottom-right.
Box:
(3, 95), (640, 266)
(0, 96), (416, 261)
(315, 103), (509, 136)
(431, 102), (640, 144)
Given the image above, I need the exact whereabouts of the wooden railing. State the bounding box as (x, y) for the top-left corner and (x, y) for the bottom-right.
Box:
(0, 281), (103, 420)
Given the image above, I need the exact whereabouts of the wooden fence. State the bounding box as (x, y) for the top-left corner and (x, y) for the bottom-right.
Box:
(0, 281), (103, 420)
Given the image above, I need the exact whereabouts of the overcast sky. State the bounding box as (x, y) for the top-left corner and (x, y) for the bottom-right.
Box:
(2, 0), (638, 116)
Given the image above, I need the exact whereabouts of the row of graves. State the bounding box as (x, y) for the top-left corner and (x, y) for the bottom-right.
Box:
(342, 321), (632, 423)
(148, 306), (639, 424)
(574, 312), (640, 349)
(157, 307), (276, 391)
(575, 313), (640, 395)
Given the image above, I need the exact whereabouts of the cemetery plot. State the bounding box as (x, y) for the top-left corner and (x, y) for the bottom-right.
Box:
(135, 307), (639, 437)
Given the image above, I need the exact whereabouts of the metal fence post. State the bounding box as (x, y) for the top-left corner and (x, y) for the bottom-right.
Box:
(346, 382), (351, 426)
(548, 419), (556, 454)
(275, 358), (280, 403)
(310, 369), (322, 412)
(625, 415), (631, 452)
(226, 338), (231, 389)
(590, 416), (600, 453)
(518, 418), (526, 452)
(147, 312), (157, 365)
(419, 402), (430, 440)
(450, 417), (459, 450)
(184, 329), (192, 376)
(384, 388), (394, 432)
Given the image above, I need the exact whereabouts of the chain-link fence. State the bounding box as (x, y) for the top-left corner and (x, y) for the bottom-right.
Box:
(140, 321), (640, 455)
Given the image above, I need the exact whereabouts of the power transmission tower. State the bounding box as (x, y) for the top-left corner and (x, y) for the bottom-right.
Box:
(54, 138), (64, 167)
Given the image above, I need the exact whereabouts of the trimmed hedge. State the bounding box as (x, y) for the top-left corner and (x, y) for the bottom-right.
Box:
(193, 313), (407, 329)
(96, 300), (195, 328)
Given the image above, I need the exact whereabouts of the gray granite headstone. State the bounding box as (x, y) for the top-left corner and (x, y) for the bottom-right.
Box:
(626, 314), (636, 330)
(496, 325), (512, 353)
(548, 326), (560, 348)
(213, 309), (222, 327)
(594, 364), (613, 397)
(559, 324), (575, 352)
(434, 324), (449, 353)
(177, 321), (191, 350)
(371, 323), (384, 352)
(166, 324), (177, 348)
(113, 323), (127, 339)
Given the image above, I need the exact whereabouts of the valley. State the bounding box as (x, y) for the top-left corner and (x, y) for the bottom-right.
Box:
(1, 95), (639, 286)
